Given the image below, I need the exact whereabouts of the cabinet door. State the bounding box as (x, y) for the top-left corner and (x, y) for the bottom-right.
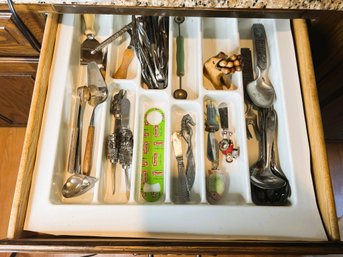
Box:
(0, 58), (37, 126)
(0, 12), (39, 57)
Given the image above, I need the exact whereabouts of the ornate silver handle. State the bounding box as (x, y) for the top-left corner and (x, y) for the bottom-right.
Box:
(252, 24), (268, 72)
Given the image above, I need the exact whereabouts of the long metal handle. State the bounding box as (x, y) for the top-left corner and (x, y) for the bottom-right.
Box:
(75, 99), (87, 175)
(175, 156), (190, 203)
(91, 23), (132, 54)
(264, 109), (276, 169)
(185, 142), (195, 189)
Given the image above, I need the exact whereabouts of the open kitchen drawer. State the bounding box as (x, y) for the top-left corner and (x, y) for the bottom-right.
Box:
(1, 9), (343, 254)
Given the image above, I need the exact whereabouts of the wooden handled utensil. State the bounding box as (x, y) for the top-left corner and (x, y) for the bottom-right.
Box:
(83, 113), (95, 176)
(112, 33), (135, 79)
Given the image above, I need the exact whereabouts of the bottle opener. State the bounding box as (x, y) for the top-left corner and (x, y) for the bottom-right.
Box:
(140, 108), (165, 202)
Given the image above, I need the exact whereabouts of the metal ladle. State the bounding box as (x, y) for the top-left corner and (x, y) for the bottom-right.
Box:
(250, 109), (286, 190)
(62, 64), (108, 198)
(62, 86), (97, 198)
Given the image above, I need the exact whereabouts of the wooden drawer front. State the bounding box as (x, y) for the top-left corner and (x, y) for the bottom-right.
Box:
(0, 74), (34, 126)
(0, 12), (39, 57)
(0, 14), (341, 254)
(0, 58), (37, 126)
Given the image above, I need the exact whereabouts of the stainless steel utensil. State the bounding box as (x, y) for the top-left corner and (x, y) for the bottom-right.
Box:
(250, 109), (286, 189)
(91, 22), (132, 55)
(246, 24), (275, 108)
(245, 104), (261, 141)
(62, 62), (108, 198)
(172, 131), (190, 203)
(181, 114), (196, 190)
(67, 86), (89, 174)
(107, 90), (133, 195)
(134, 16), (169, 89)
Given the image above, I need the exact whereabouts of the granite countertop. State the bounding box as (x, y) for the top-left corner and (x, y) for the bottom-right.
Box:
(5, 0), (343, 10)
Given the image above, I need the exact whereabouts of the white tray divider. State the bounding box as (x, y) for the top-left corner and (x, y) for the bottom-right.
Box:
(128, 84), (140, 203)
(164, 102), (172, 203)
(23, 14), (327, 240)
(92, 96), (108, 203)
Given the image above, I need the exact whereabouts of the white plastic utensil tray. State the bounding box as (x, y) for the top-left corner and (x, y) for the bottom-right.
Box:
(25, 14), (327, 240)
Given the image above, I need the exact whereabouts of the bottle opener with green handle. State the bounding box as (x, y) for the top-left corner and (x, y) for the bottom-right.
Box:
(140, 108), (165, 202)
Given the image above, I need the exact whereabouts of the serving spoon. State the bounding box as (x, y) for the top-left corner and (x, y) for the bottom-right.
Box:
(246, 24), (275, 109)
(250, 109), (286, 190)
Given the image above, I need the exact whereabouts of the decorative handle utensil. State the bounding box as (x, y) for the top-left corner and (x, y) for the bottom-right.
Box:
(172, 132), (190, 203)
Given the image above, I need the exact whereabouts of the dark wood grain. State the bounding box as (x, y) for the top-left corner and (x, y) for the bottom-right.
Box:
(322, 94), (343, 142)
(0, 12), (39, 57)
(0, 128), (26, 239)
(0, 75), (35, 126)
(308, 12), (343, 141)
(327, 143), (343, 218)
(0, 57), (38, 74)
(0, 58), (37, 126)
(1, 238), (343, 255)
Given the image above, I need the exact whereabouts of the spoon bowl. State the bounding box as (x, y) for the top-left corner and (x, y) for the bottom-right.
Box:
(88, 84), (108, 107)
(246, 67), (275, 108)
(62, 174), (97, 198)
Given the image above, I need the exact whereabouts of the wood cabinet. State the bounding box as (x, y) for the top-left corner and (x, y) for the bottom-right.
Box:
(0, 58), (37, 126)
(0, 7), (45, 126)
(308, 12), (343, 142)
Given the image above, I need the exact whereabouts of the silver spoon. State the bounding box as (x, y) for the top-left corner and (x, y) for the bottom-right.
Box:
(250, 109), (286, 190)
(246, 24), (275, 108)
(246, 66), (275, 108)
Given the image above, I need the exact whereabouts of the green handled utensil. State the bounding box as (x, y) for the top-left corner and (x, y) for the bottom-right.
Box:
(173, 17), (188, 100)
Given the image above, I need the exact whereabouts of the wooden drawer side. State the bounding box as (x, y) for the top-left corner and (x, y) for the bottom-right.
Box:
(292, 19), (340, 241)
(6, 13), (59, 239)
